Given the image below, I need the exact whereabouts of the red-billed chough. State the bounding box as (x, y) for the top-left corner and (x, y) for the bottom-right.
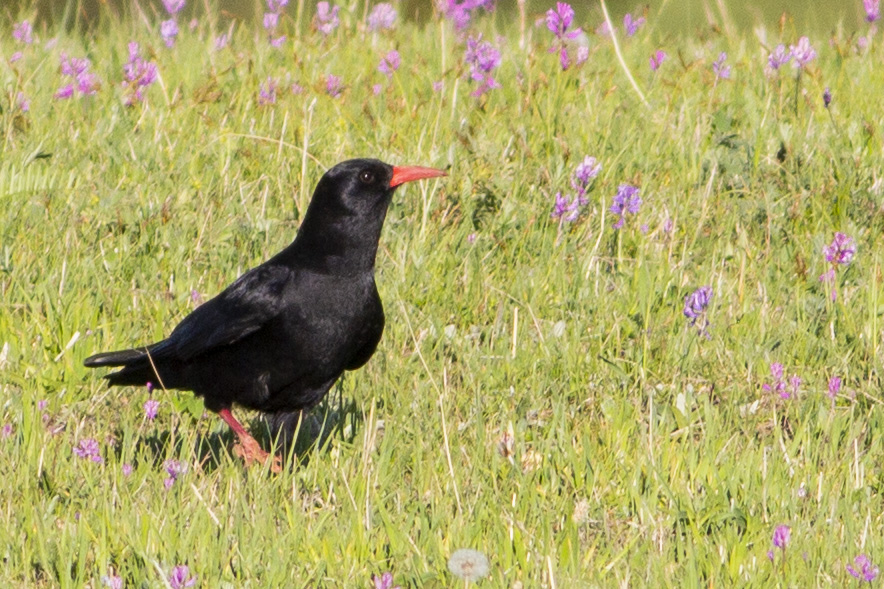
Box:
(84, 158), (446, 472)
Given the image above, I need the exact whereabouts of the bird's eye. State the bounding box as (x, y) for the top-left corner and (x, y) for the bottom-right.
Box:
(359, 170), (375, 184)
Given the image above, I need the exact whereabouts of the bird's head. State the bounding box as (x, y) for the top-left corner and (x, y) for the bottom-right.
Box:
(312, 158), (447, 217)
(292, 158), (447, 273)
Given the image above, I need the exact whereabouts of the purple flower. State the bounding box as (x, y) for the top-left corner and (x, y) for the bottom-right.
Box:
(712, 52), (731, 81)
(772, 524), (790, 549)
(610, 184), (641, 229)
(464, 35), (501, 96)
(683, 286), (712, 322)
(315, 2), (340, 36)
(38, 400), (48, 411)
(121, 463), (134, 476)
(55, 84), (74, 100)
(595, 20), (611, 37)
(13, 21), (33, 45)
(270, 35), (287, 47)
(372, 572), (401, 589)
(432, 80), (444, 92)
(762, 363), (800, 399)
(623, 13), (645, 37)
(163, 459), (187, 489)
(440, 0), (494, 32)
(367, 3), (397, 31)
(1, 424), (12, 438)
(767, 44), (792, 71)
(575, 45), (589, 65)
(827, 376), (841, 399)
(122, 42), (158, 105)
(290, 82), (305, 94)
(16, 92), (30, 112)
(572, 156), (601, 194)
(163, 0), (185, 15)
(790, 37), (816, 69)
(551, 192), (585, 223)
(823, 87), (832, 108)
(160, 19), (179, 47)
(100, 575), (123, 589)
(649, 49), (666, 71)
(865, 0), (881, 22)
(546, 2), (575, 36)
(263, 12), (280, 31)
(74, 438), (103, 463)
(546, 3), (583, 71)
(823, 232), (855, 265)
(325, 74), (342, 97)
(378, 50), (400, 78)
(168, 565), (196, 589)
(847, 554), (879, 582)
(372, 83), (383, 95)
(9, 52), (23, 64)
(259, 77), (278, 105)
(268, 0), (289, 11)
(214, 33), (229, 50)
(144, 399), (160, 420)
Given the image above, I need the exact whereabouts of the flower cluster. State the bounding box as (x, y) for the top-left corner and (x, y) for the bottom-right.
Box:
(264, 0), (289, 46)
(866, 0), (881, 22)
(378, 50), (400, 79)
(315, 2), (340, 36)
(372, 572), (401, 589)
(163, 459), (187, 489)
(623, 12), (645, 37)
(464, 35), (501, 97)
(122, 42), (158, 106)
(13, 20), (33, 45)
(847, 554), (879, 583)
(545, 3), (585, 70)
(74, 438), (103, 463)
(712, 52), (731, 81)
(767, 524), (790, 562)
(326, 74), (342, 97)
(551, 156), (600, 223)
(819, 232), (855, 301)
(56, 53), (100, 99)
(683, 286), (712, 338)
(259, 77), (278, 105)
(762, 363), (801, 400)
(440, 0), (495, 32)
(766, 37), (817, 75)
(610, 184), (641, 229)
(168, 565), (197, 589)
(367, 3), (397, 31)
(649, 49), (666, 71)
(160, 0), (185, 47)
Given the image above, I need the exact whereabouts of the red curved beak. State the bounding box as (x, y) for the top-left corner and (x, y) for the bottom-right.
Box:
(390, 165), (447, 188)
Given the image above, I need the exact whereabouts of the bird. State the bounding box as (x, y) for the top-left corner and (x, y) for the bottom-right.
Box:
(84, 158), (446, 472)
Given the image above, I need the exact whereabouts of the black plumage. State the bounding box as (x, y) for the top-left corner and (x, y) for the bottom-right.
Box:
(84, 158), (446, 470)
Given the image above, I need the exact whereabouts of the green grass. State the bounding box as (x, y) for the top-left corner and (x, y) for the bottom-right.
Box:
(2, 3), (883, 587)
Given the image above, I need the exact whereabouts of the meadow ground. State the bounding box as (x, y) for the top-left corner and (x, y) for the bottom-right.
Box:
(1, 1), (883, 586)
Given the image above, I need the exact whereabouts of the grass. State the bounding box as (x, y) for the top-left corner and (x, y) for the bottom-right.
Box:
(2, 2), (883, 587)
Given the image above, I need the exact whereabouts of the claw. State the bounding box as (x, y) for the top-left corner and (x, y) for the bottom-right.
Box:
(220, 407), (283, 473)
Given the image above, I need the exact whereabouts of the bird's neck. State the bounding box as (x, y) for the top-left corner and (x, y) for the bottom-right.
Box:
(281, 208), (389, 276)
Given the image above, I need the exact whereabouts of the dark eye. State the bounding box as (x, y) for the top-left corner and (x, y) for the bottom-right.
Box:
(359, 170), (375, 184)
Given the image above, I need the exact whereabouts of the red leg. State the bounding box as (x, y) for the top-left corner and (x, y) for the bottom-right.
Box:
(218, 408), (282, 473)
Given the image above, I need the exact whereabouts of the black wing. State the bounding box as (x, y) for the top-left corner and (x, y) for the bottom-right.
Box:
(159, 263), (293, 361)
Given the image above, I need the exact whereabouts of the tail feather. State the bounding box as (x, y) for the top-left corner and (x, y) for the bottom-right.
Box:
(84, 341), (177, 388)
(83, 348), (148, 368)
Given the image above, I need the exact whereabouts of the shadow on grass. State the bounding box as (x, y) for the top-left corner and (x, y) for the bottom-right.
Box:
(129, 396), (364, 475)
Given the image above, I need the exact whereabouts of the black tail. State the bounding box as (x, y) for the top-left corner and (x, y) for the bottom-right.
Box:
(83, 343), (174, 388)
(83, 348), (148, 368)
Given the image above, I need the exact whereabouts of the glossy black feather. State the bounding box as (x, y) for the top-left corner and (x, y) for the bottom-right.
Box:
(84, 159), (402, 415)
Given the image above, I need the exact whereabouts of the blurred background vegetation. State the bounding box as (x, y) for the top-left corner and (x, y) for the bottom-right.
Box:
(2, 0), (870, 35)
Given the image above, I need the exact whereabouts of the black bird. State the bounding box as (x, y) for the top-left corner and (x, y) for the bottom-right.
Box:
(84, 159), (446, 471)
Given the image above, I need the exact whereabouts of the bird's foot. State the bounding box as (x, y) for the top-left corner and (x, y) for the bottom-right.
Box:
(233, 435), (283, 474)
